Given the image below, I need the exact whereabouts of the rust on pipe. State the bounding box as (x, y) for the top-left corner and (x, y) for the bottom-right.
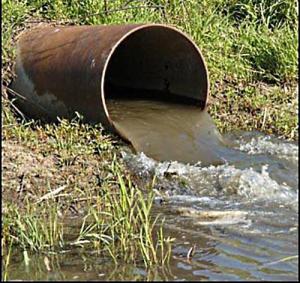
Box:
(11, 24), (209, 141)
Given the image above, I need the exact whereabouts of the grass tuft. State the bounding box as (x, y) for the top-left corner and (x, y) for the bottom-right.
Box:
(1, 0), (298, 279)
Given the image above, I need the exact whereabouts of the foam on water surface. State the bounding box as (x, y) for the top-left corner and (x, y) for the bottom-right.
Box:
(109, 97), (298, 280)
(122, 149), (298, 208)
(234, 133), (298, 161)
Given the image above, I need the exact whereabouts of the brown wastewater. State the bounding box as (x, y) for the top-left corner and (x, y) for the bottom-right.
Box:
(7, 25), (298, 280)
(6, 94), (298, 281)
(106, 98), (225, 166)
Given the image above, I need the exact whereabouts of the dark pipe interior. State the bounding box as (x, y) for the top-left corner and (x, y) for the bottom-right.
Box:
(104, 26), (208, 107)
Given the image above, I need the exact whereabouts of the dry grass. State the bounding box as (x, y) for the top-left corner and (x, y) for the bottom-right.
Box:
(1, 0), (298, 280)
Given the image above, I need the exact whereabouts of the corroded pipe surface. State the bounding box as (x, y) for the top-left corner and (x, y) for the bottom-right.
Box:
(11, 24), (209, 138)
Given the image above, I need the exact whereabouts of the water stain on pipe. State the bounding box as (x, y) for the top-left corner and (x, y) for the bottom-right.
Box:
(11, 24), (225, 166)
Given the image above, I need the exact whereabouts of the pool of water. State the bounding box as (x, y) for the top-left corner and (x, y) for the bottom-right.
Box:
(4, 96), (298, 281)
(121, 130), (298, 281)
(4, 131), (298, 281)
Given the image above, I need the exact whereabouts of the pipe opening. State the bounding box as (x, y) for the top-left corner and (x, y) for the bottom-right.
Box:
(11, 24), (224, 165)
(100, 25), (224, 165)
(104, 26), (209, 111)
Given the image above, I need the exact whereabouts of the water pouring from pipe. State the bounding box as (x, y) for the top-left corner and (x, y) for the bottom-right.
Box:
(11, 24), (227, 166)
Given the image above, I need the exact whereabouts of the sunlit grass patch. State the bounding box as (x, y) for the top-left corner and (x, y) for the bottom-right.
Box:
(209, 82), (298, 139)
(1, 0), (298, 279)
(2, 170), (174, 280)
(219, 0), (297, 29)
(2, 203), (64, 252)
(72, 173), (174, 267)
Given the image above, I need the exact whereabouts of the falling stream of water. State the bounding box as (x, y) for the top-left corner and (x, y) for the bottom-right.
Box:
(5, 97), (298, 280)
(107, 99), (226, 166)
(107, 97), (299, 281)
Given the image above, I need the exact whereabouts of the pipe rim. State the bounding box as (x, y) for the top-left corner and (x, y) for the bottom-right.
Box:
(100, 23), (210, 131)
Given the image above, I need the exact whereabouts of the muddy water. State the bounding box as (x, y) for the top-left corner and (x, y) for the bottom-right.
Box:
(122, 131), (298, 281)
(4, 99), (298, 281)
(109, 98), (298, 280)
(106, 99), (226, 166)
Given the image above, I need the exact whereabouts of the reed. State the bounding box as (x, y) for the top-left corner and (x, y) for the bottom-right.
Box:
(1, 0), (297, 280)
(2, 168), (173, 280)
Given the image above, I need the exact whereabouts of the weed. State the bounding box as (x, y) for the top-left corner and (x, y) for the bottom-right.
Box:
(2, 170), (173, 277)
(1, 0), (298, 279)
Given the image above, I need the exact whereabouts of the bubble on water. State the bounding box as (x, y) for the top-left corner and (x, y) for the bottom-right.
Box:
(123, 151), (298, 210)
(121, 151), (156, 176)
(218, 165), (297, 203)
(236, 135), (298, 161)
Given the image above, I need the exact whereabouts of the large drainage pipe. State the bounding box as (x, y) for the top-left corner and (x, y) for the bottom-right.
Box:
(11, 24), (210, 149)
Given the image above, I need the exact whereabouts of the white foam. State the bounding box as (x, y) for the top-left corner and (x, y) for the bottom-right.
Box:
(217, 165), (297, 202)
(123, 151), (298, 210)
(237, 135), (298, 161)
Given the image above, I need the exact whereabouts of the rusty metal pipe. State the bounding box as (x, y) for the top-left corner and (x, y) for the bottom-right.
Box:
(11, 24), (209, 138)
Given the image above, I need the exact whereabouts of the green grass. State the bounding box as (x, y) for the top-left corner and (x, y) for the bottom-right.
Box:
(1, 0), (298, 280)
(209, 82), (298, 139)
(219, 0), (297, 30)
(2, 88), (173, 279)
(2, 0), (298, 139)
(2, 0), (298, 85)
(2, 172), (173, 270)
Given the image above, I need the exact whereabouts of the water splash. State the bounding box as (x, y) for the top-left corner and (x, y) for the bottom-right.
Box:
(122, 132), (298, 211)
(235, 134), (298, 162)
